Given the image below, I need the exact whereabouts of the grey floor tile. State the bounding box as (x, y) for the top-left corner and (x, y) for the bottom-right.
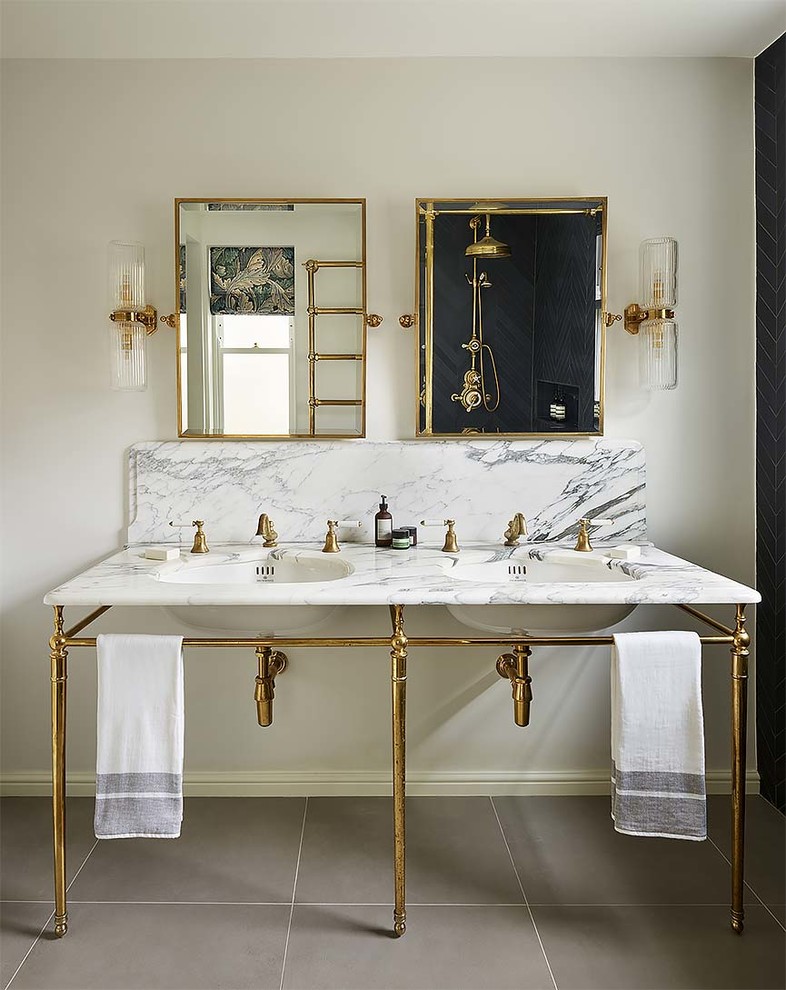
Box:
(494, 796), (739, 906)
(68, 797), (305, 903)
(708, 795), (785, 914)
(0, 798), (95, 900)
(0, 901), (52, 987)
(11, 903), (290, 990)
(282, 904), (553, 990)
(533, 904), (786, 990)
(295, 797), (523, 905)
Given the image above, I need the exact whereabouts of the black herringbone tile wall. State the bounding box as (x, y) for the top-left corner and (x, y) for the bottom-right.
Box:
(755, 34), (785, 812)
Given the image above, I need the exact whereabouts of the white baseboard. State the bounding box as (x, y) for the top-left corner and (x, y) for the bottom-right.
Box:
(0, 769), (761, 798)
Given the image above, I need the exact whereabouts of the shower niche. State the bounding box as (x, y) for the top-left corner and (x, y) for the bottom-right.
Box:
(408, 198), (608, 437)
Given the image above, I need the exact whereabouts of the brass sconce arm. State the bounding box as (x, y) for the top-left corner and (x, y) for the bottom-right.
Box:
(623, 303), (675, 335)
(109, 305), (158, 334)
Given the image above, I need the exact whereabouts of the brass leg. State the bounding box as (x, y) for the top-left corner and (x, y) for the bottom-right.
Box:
(49, 606), (68, 937)
(254, 646), (288, 727)
(730, 604), (749, 934)
(389, 604), (407, 937)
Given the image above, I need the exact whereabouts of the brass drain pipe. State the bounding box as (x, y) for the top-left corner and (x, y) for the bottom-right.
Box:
(496, 644), (532, 726)
(254, 646), (288, 726)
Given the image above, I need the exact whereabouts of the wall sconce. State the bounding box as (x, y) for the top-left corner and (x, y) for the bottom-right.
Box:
(623, 237), (679, 390)
(107, 240), (156, 390)
(107, 241), (176, 391)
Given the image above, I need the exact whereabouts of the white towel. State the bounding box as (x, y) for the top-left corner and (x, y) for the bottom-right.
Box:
(611, 631), (706, 840)
(95, 634), (184, 839)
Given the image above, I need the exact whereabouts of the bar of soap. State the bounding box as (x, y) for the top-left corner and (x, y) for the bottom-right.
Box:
(144, 547), (180, 561)
(608, 545), (641, 561)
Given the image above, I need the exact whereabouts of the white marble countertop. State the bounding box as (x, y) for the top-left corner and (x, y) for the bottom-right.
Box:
(43, 542), (760, 608)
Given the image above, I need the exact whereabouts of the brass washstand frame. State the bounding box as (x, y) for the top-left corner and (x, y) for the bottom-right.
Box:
(48, 600), (750, 941)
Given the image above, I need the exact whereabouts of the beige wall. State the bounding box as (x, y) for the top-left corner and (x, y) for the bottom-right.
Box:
(0, 57), (756, 793)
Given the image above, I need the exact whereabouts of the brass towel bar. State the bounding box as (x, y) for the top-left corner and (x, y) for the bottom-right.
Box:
(47, 600), (748, 943)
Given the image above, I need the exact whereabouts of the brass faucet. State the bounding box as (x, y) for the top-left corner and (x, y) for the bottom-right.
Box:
(420, 518), (460, 553)
(573, 517), (612, 553)
(504, 512), (528, 546)
(323, 520), (340, 553)
(321, 519), (361, 553)
(169, 519), (209, 554)
(255, 513), (278, 547)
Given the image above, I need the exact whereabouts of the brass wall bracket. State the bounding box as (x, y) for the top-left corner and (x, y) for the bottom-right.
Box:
(109, 305), (158, 335)
(254, 646), (288, 727)
(603, 312), (622, 328)
(623, 303), (675, 335)
(366, 313), (384, 328)
(399, 314), (416, 329)
(496, 645), (533, 727)
(160, 313), (178, 329)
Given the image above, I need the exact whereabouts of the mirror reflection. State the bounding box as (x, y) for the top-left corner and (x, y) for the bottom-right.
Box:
(416, 198), (607, 436)
(176, 199), (367, 437)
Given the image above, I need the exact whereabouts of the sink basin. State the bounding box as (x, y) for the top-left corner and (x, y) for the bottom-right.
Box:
(158, 553), (352, 587)
(160, 550), (352, 635)
(444, 554), (637, 635)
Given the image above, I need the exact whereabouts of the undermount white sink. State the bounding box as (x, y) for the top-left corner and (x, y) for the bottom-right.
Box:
(443, 554), (638, 635)
(160, 551), (352, 635)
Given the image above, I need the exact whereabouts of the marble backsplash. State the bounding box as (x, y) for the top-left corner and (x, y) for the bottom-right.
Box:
(127, 438), (646, 547)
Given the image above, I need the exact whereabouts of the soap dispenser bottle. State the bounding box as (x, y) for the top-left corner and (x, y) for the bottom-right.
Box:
(375, 495), (393, 547)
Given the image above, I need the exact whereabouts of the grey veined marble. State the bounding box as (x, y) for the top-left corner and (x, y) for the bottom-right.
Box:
(127, 438), (646, 547)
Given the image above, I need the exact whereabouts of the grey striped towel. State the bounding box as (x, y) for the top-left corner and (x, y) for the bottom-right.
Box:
(611, 631), (706, 840)
(95, 634), (184, 839)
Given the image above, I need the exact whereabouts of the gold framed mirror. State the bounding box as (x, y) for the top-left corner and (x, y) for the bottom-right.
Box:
(174, 198), (380, 438)
(407, 197), (609, 438)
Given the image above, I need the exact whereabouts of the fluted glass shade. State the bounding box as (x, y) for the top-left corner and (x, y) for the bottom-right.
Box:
(639, 319), (678, 391)
(108, 240), (147, 390)
(108, 240), (145, 310)
(110, 322), (148, 390)
(640, 237), (678, 308)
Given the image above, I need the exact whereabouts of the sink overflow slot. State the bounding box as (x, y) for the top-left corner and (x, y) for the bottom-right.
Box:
(256, 565), (275, 583)
(508, 564), (527, 580)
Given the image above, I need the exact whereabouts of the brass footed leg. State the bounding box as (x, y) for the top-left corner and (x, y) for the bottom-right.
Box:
(730, 605), (749, 934)
(496, 644), (532, 726)
(389, 604), (407, 937)
(254, 647), (288, 727)
(50, 606), (68, 937)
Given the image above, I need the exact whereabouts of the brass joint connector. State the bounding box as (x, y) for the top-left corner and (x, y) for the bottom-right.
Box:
(254, 647), (288, 727)
(496, 645), (533, 727)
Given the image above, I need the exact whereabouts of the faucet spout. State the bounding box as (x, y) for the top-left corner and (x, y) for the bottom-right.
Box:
(255, 513), (278, 547)
(504, 512), (528, 547)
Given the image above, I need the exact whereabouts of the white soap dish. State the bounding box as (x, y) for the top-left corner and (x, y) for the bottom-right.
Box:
(608, 544), (642, 561)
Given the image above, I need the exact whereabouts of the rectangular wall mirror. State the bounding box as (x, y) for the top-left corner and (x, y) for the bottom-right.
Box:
(175, 198), (371, 438)
(414, 198), (608, 437)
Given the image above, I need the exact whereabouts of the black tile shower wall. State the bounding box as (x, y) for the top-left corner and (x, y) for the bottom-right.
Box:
(755, 34), (785, 812)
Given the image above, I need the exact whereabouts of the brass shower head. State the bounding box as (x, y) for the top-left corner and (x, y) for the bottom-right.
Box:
(465, 214), (511, 259)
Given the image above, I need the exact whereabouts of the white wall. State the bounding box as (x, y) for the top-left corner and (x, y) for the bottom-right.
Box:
(0, 57), (756, 793)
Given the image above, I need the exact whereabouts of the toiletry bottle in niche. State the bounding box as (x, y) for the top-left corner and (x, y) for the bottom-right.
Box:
(375, 495), (393, 547)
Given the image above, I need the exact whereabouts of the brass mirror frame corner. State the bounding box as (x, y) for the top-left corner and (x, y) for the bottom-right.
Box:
(410, 196), (610, 440)
(172, 196), (374, 441)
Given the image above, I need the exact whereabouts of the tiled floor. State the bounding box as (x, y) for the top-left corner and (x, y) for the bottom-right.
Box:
(1, 796), (783, 990)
